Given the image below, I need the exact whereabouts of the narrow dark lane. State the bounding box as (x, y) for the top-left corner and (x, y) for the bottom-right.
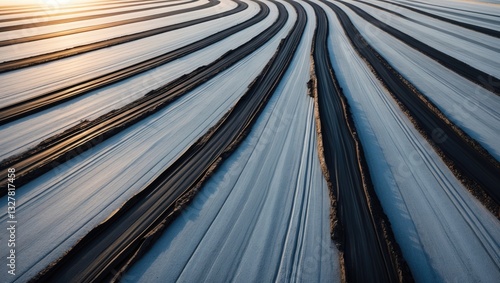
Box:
(306, 0), (408, 281)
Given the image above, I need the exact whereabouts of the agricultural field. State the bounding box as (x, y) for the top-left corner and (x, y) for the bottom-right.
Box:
(0, 0), (499, 282)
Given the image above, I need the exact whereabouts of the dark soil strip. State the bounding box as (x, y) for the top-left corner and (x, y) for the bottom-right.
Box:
(0, 0), (246, 73)
(395, 0), (500, 20)
(0, 0), (256, 125)
(376, 0), (500, 37)
(337, 0), (500, 95)
(307, 1), (412, 282)
(0, 0), (220, 47)
(30, 1), (304, 282)
(0, 0), (196, 32)
(326, 0), (500, 216)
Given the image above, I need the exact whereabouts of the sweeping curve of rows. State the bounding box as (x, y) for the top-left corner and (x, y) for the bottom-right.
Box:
(0, 0), (498, 282)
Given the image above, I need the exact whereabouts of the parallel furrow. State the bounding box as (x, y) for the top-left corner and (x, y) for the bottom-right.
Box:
(0, 0), (275, 196)
(0, 0), (174, 17)
(376, 0), (500, 37)
(395, 0), (500, 20)
(0, 0), (184, 24)
(0, 0), (255, 125)
(0, 0), (196, 31)
(326, 0), (500, 210)
(0, 0), (244, 73)
(354, 0), (500, 52)
(307, 1), (406, 282)
(31, 1), (305, 282)
(337, 0), (500, 95)
(0, 0), (219, 46)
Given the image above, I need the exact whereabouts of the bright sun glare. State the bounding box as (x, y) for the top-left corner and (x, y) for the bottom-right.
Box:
(41, 0), (73, 6)
(1, 0), (92, 7)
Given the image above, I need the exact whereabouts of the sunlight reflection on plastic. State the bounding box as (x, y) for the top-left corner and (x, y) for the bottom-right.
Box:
(39, 0), (70, 10)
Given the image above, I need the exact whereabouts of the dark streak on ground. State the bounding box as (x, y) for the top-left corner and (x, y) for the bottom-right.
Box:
(307, 1), (412, 282)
